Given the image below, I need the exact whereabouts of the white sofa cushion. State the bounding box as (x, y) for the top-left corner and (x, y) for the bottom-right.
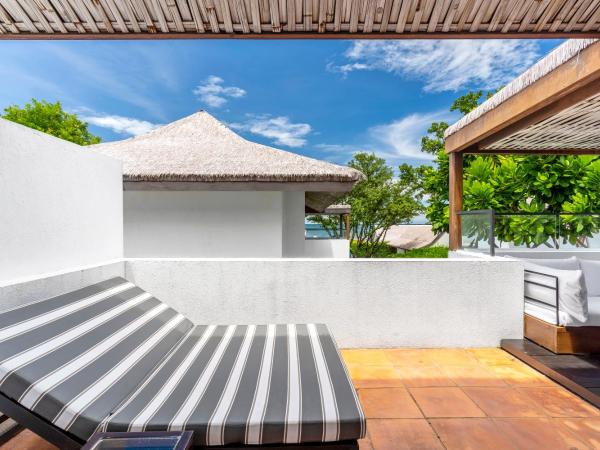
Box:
(525, 256), (580, 270)
(523, 260), (588, 323)
(578, 259), (600, 297)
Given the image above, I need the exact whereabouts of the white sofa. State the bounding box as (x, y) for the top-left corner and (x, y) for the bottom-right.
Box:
(518, 256), (600, 327)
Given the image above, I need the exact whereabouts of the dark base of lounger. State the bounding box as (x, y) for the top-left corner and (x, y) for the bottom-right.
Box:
(0, 392), (358, 450)
(194, 442), (358, 449)
(524, 313), (600, 354)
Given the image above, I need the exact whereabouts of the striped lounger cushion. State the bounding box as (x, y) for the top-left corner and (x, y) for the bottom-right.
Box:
(0, 277), (365, 446)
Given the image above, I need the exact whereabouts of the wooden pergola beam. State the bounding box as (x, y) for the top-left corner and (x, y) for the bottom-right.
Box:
(448, 153), (463, 251)
(466, 148), (600, 155)
(445, 42), (600, 251)
(2, 31), (600, 40)
(445, 42), (600, 155)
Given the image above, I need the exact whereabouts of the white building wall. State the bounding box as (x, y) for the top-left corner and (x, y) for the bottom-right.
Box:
(126, 258), (524, 348)
(0, 119), (123, 284)
(304, 240), (350, 258)
(282, 191), (306, 257)
(123, 191), (285, 257)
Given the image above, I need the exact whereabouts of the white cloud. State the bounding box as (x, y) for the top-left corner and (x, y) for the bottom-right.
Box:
(82, 114), (161, 136)
(193, 76), (246, 108)
(230, 115), (311, 148)
(368, 111), (453, 161)
(313, 111), (451, 164)
(331, 40), (540, 92)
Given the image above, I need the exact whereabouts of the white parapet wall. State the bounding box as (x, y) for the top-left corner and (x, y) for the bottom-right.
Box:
(0, 119), (124, 283)
(0, 261), (125, 312)
(125, 258), (524, 348)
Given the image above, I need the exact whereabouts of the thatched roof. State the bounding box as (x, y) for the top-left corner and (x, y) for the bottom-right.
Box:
(381, 225), (448, 250)
(91, 111), (362, 185)
(445, 39), (599, 139)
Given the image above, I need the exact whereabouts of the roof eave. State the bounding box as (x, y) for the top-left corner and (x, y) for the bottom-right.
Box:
(445, 40), (600, 155)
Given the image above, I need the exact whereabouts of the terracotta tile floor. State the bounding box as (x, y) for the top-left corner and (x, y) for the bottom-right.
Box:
(2, 348), (600, 450)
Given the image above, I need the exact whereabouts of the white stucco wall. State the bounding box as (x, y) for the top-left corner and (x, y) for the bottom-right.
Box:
(0, 261), (125, 312)
(0, 119), (123, 284)
(282, 191), (306, 257)
(125, 258), (524, 348)
(124, 191), (285, 257)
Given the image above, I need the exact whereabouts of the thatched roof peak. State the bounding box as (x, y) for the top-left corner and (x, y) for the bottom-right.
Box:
(91, 111), (361, 186)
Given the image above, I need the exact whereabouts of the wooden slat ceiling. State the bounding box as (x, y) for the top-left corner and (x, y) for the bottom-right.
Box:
(0, 0), (600, 39)
(482, 92), (600, 153)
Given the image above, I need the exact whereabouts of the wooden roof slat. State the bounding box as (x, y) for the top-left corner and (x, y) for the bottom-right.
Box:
(317, 0), (326, 31)
(427, 0), (445, 31)
(469, 0), (488, 31)
(130, 0), (156, 31)
(163, 0), (184, 32)
(442, 0), (459, 31)
(549, 0), (575, 32)
(332, 0), (341, 30)
(286, 0), (294, 30)
(69, 0), (99, 31)
(582, 3), (600, 31)
(517, 0), (540, 32)
(187, 0), (205, 32)
(103, 0), (130, 31)
(147, 0), (168, 31)
(38, 0), (69, 32)
(52, 0), (86, 32)
(83, 0), (115, 32)
(378, 0), (392, 31)
(410, 0), (424, 32)
(348, 0), (358, 32)
(199, 0), (219, 32)
(363, 0), (375, 32)
(565, 0), (593, 31)
(249, 0), (261, 32)
(303, 0), (311, 31)
(269, 0), (281, 30)
(218, 0), (234, 32)
(0, 2), (20, 32)
(500, 0), (523, 32)
(533, 0), (562, 31)
(395, 0), (410, 32)
(22, 0), (54, 32)
(232, 0), (250, 32)
(1, 0), (600, 36)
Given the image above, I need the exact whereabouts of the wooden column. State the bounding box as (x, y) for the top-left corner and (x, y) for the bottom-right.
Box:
(345, 214), (351, 240)
(448, 152), (463, 250)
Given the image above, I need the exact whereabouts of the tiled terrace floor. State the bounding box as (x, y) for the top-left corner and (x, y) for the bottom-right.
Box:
(2, 348), (600, 450)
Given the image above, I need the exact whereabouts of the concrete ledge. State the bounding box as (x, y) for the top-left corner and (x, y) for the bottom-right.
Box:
(0, 260), (124, 312)
(125, 258), (524, 348)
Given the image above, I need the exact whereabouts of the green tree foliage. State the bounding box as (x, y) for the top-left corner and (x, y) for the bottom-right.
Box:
(311, 153), (425, 257)
(2, 99), (101, 145)
(421, 91), (600, 248)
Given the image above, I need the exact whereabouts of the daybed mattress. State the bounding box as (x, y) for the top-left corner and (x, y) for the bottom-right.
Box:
(0, 277), (365, 446)
(525, 296), (600, 327)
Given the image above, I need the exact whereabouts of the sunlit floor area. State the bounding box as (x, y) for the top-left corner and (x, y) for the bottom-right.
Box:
(2, 348), (599, 450)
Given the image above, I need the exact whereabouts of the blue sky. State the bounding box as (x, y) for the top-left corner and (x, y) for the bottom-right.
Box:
(0, 38), (563, 167)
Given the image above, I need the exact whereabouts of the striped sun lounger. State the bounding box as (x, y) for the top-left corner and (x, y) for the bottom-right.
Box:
(0, 277), (365, 449)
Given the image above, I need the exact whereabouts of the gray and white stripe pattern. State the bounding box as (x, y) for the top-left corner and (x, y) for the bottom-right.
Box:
(105, 323), (365, 445)
(0, 278), (365, 445)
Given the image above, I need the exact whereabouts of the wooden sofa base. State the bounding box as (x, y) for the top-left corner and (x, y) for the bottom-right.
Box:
(524, 314), (600, 354)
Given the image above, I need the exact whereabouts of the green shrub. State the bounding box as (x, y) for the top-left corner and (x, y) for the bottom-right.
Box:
(350, 241), (448, 258)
